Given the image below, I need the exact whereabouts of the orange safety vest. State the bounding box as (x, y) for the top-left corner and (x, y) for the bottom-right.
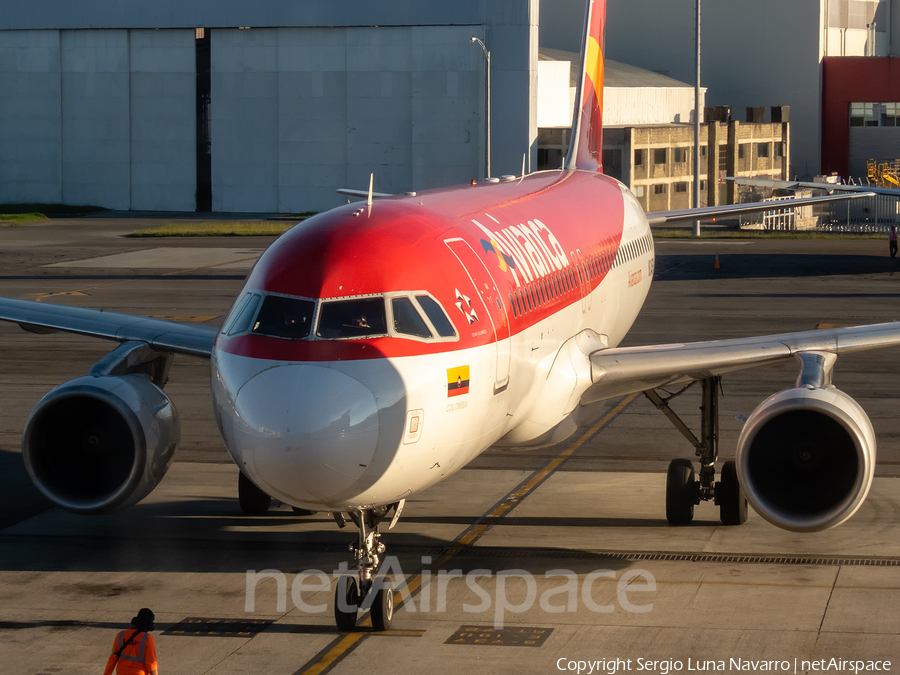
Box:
(103, 629), (158, 675)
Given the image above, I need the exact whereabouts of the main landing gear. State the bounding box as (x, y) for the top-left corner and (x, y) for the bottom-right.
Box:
(644, 376), (748, 526)
(333, 501), (404, 632)
(237, 471), (317, 516)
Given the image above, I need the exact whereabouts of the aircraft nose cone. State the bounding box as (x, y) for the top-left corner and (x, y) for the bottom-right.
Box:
(232, 364), (379, 504)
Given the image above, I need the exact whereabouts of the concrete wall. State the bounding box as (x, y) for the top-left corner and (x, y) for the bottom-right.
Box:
(0, 28), (194, 209)
(537, 60), (572, 127)
(210, 25), (486, 212)
(848, 127), (900, 176)
(130, 30), (195, 210)
(542, 0), (825, 178)
(0, 30), (62, 204)
(1, 1), (483, 30)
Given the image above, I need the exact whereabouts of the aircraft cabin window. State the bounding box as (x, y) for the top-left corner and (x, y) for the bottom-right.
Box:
(415, 295), (457, 337)
(252, 294), (315, 339)
(392, 297), (432, 338)
(222, 292), (261, 336)
(317, 297), (387, 338)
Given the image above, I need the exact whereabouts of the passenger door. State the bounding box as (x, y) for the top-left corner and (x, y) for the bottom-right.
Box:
(444, 238), (511, 392)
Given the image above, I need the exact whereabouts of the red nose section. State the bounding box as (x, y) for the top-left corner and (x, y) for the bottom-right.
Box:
(246, 202), (454, 301)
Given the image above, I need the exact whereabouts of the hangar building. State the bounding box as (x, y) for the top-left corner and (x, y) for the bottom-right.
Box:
(0, 1), (539, 212)
(542, 0), (900, 182)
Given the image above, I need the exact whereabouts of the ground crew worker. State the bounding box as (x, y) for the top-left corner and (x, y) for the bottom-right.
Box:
(102, 608), (159, 675)
(890, 226), (898, 259)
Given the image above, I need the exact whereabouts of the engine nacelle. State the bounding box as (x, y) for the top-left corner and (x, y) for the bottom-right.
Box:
(22, 374), (180, 514)
(736, 385), (875, 532)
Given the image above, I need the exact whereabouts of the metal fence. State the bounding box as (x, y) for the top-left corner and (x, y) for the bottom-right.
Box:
(739, 192), (900, 233)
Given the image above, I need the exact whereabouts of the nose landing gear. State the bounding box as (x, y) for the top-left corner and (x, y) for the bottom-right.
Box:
(333, 500), (404, 632)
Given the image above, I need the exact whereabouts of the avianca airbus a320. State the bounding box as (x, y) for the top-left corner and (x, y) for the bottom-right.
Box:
(0, 0), (895, 632)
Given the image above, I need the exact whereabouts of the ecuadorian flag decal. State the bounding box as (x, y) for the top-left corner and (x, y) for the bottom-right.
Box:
(447, 366), (470, 397)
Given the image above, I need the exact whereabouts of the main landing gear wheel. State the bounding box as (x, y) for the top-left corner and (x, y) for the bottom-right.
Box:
(666, 458), (697, 525)
(334, 576), (359, 632)
(238, 471), (271, 515)
(716, 460), (748, 525)
(369, 583), (394, 632)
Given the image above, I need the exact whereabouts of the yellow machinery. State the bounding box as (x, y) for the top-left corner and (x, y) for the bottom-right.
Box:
(867, 159), (900, 187)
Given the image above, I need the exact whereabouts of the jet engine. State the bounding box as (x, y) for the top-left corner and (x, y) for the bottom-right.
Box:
(22, 374), (180, 514)
(735, 385), (875, 532)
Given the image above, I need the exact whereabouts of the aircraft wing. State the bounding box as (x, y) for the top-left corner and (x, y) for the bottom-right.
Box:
(583, 321), (900, 403)
(645, 191), (874, 226)
(727, 177), (900, 197)
(0, 297), (217, 358)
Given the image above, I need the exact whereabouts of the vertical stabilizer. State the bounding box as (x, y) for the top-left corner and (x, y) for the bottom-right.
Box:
(565, 0), (607, 172)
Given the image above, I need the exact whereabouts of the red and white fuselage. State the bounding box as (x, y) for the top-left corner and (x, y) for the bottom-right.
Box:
(211, 169), (654, 511)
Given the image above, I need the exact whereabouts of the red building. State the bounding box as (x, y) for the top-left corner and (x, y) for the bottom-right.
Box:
(823, 57), (900, 179)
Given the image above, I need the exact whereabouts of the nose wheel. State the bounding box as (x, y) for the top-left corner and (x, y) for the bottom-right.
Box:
(332, 501), (404, 631)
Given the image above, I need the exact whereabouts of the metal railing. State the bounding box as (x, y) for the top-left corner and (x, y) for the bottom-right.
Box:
(739, 192), (900, 233)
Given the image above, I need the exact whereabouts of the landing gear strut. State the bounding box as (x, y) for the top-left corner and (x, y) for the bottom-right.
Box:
(333, 501), (404, 631)
(645, 376), (748, 526)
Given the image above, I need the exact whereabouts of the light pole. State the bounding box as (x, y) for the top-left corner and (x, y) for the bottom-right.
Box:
(692, 0), (702, 237)
(692, 0), (701, 237)
(471, 36), (491, 178)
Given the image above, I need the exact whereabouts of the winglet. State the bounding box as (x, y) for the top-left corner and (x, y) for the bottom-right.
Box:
(565, 0), (607, 172)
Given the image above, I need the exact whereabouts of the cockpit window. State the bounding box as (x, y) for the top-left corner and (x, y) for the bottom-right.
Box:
(222, 292), (262, 336)
(392, 297), (432, 338)
(252, 294), (315, 339)
(415, 295), (457, 337)
(317, 297), (387, 338)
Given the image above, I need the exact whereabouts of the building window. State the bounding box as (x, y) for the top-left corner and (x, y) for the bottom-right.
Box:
(850, 102), (878, 127)
(757, 143), (770, 158)
(774, 143), (784, 158)
(654, 148), (667, 164)
(674, 147), (686, 163)
(635, 185), (645, 197)
(700, 180), (707, 190)
(653, 184), (667, 194)
(738, 144), (746, 159)
(700, 145), (707, 157)
(883, 102), (900, 127)
(634, 149), (644, 165)
(603, 149), (622, 179)
(675, 182), (688, 193)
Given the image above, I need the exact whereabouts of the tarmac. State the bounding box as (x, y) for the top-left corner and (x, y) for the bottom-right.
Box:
(1, 215), (899, 674)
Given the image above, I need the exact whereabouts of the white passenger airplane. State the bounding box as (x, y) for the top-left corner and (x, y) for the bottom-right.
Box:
(0, 0), (894, 632)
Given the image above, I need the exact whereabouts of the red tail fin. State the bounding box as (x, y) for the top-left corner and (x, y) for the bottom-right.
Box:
(565, 0), (607, 172)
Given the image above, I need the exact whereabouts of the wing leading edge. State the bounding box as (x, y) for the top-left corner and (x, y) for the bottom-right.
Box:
(727, 176), (900, 197)
(0, 297), (217, 358)
(584, 322), (900, 403)
(645, 191), (875, 226)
